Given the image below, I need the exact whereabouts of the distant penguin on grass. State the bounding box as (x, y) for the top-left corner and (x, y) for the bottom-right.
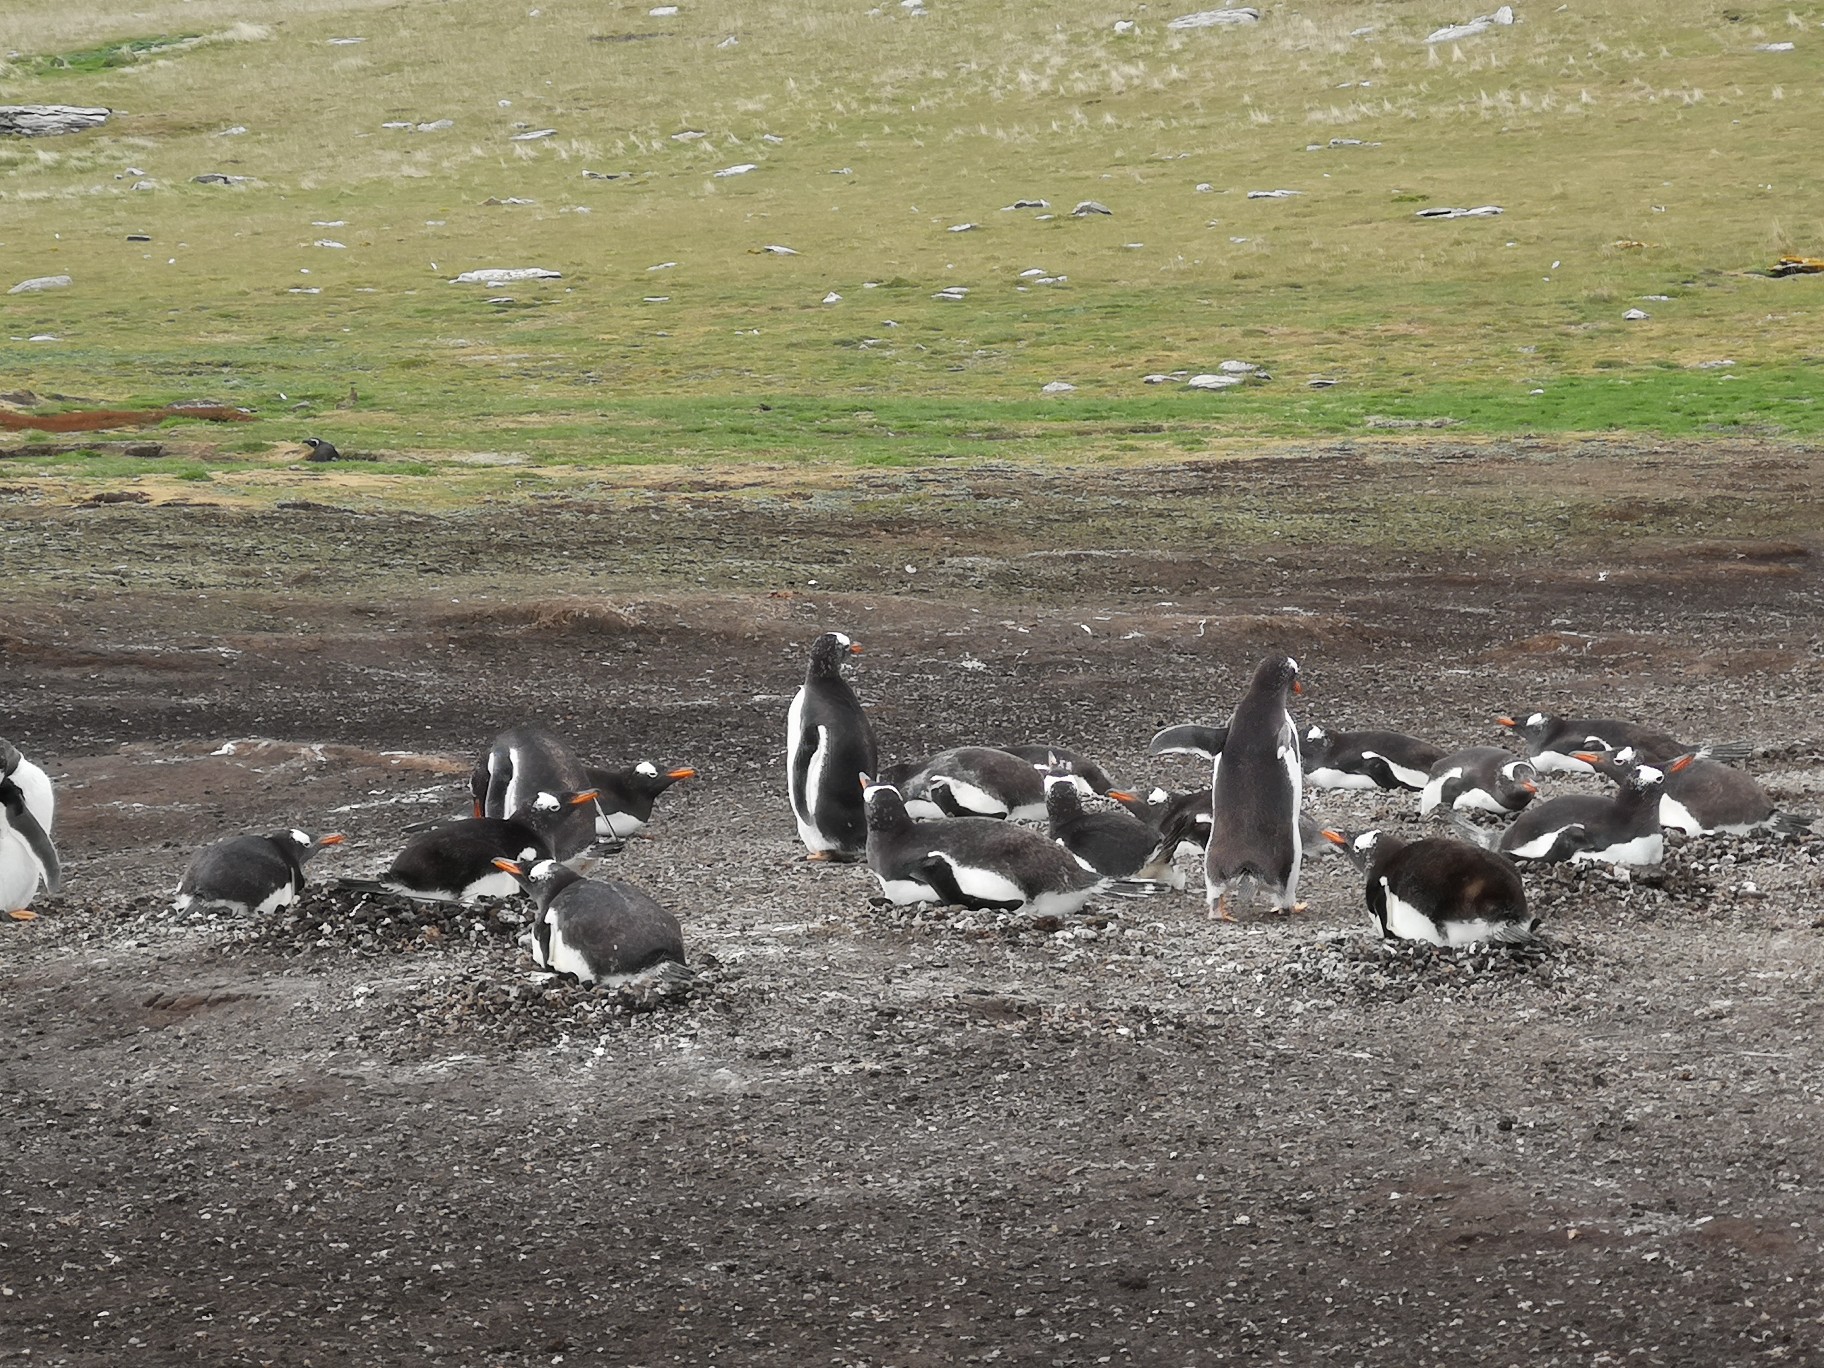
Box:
(1205, 655), (1305, 921)
(787, 632), (879, 861)
(0, 739), (60, 920)
(175, 829), (345, 915)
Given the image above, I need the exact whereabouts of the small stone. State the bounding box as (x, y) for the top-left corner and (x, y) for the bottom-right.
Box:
(8, 275), (72, 294)
(1041, 381), (1077, 394)
(1072, 200), (1113, 216)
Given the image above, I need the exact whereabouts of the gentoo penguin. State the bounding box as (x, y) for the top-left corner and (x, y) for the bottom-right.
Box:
(1148, 723), (1231, 762)
(861, 780), (1107, 915)
(174, 829), (345, 915)
(470, 724), (602, 859)
(1581, 746), (1815, 838)
(1205, 654), (1305, 921)
(1148, 786), (1339, 865)
(786, 632), (879, 861)
(1489, 760), (1667, 866)
(1322, 828), (1537, 947)
(301, 437), (342, 462)
(880, 746), (1054, 821)
(582, 760), (696, 843)
(1045, 772), (1184, 887)
(340, 789), (597, 904)
(1498, 711), (1750, 774)
(997, 744), (1116, 795)
(1302, 725), (1445, 792)
(0, 739), (60, 920)
(1419, 747), (1539, 817)
(493, 858), (686, 985)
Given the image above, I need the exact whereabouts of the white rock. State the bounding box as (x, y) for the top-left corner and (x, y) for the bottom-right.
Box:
(1426, 8), (1513, 43)
(1072, 200), (1113, 216)
(0, 104), (111, 137)
(1218, 360), (1259, 373)
(714, 163), (758, 177)
(510, 129), (557, 141)
(1187, 373), (1244, 389)
(1414, 205), (1503, 218)
(1196, 182), (1214, 192)
(1693, 359), (1735, 369)
(650, 5), (680, 14)
(1167, 8), (1260, 29)
(28, 335), (59, 342)
(823, 291), (842, 304)
(451, 267), (562, 284)
(1623, 308), (1649, 321)
(1247, 188), (1301, 198)
(1019, 268), (1047, 278)
(948, 223), (978, 233)
(216, 125), (248, 137)
(718, 35), (738, 47)
(1114, 20), (1137, 34)
(381, 121), (413, 129)
(758, 244), (798, 255)
(132, 180), (158, 191)
(8, 275), (73, 295)
(415, 119), (453, 132)
(933, 287), (969, 300)
(313, 240), (347, 249)
(1143, 374), (1175, 384)
(1756, 42), (1795, 51)
(1042, 382), (1077, 394)
(327, 37), (366, 45)
(1003, 198), (1049, 210)
(672, 130), (706, 141)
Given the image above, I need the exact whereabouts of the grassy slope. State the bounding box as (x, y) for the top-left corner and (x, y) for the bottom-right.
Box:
(1, 0), (1821, 483)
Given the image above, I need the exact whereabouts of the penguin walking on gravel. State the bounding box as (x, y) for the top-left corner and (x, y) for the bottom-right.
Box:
(861, 780), (1109, 915)
(1045, 772), (1183, 887)
(1205, 654), (1306, 921)
(492, 857), (687, 986)
(1419, 747), (1539, 817)
(175, 829), (345, 915)
(0, 739), (60, 920)
(1322, 828), (1537, 947)
(1498, 711), (1750, 774)
(1582, 746), (1814, 838)
(583, 760), (697, 844)
(1477, 758), (1668, 866)
(787, 632), (879, 861)
(340, 789), (598, 905)
(471, 724), (603, 860)
(1302, 724), (1444, 792)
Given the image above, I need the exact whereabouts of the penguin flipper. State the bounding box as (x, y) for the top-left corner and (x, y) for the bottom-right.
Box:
(8, 803), (61, 895)
(1148, 724), (1228, 761)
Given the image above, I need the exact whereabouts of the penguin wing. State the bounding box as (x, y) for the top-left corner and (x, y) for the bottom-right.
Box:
(925, 851), (1026, 911)
(1149, 723), (1229, 761)
(2, 787), (61, 894)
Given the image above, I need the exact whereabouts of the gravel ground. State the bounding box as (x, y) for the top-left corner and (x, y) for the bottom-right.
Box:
(4, 440), (1823, 1366)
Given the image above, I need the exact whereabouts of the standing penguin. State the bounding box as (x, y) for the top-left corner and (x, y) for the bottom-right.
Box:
(175, 829), (345, 915)
(493, 858), (687, 985)
(470, 724), (602, 859)
(786, 632), (879, 861)
(0, 739), (60, 920)
(1322, 828), (1536, 947)
(1205, 655), (1305, 921)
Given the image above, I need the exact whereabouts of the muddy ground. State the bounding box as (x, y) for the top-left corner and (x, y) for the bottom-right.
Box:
(4, 438), (1823, 1366)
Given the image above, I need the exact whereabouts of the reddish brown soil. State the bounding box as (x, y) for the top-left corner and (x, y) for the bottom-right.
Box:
(3, 440), (1822, 1366)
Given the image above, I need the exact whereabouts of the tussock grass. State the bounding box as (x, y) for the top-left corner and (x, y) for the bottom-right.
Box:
(1, 0), (1821, 479)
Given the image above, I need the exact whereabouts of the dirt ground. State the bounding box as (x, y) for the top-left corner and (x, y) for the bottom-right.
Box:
(4, 438), (1823, 1366)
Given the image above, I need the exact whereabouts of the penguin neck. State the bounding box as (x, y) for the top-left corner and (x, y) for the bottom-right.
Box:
(533, 863), (584, 909)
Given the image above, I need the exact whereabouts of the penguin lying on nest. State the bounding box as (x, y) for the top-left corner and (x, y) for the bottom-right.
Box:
(1419, 747), (1539, 817)
(339, 789), (598, 905)
(1301, 724), (1445, 793)
(1044, 771), (1183, 887)
(862, 780), (1153, 916)
(1323, 828), (1537, 947)
(1579, 745), (1815, 838)
(492, 857), (688, 987)
(175, 829), (344, 915)
(1462, 756), (1668, 866)
(0, 738), (60, 920)
(1497, 711), (1750, 774)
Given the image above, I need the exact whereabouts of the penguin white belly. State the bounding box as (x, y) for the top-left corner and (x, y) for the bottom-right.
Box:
(1363, 752), (1431, 790)
(1531, 751), (1595, 775)
(0, 760), (56, 910)
(1659, 794), (1703, 836)
(929, 777), (1009, 819)
(876, 875), (940, 905)
(1574, 832), (1662, 866)
(1455, 788), (1510, 814)
(795, 725), (841, 852)
(253, 882), (298, 916)
(1506, 825), (1581, 860)
(1277, 735), (1304, 906)
(902, 797), (946, 821)
(785, 691), (811, 820)
(598, 809), (646, 840)
(546, 918), (601, 983)
(448, 870), (522, 903)
(1024, 883), (1097, 918)
(502, 745), (530, 824)
(1306, 766), (1380, 791)
(1380, 883), (1447, 945)
(1443, 917), (1533, 946)
(1418, 770), (1458, 816)
(930, 853), (1025, 908)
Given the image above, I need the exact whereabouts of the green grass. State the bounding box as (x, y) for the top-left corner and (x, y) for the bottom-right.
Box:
(2, 0), (1822, 476)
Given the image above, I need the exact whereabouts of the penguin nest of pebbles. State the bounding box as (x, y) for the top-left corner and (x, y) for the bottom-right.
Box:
(1278, 934), (1593, 1002)
(242, 886), (531, 957)
(867, 896), (1122, 942)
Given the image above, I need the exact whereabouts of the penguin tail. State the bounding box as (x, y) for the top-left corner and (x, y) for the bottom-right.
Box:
(1446, 814), (1499, 852)
(1771, 810), (1818, 836)
(1697, 739), (1754, 764)
(613, 959), (697, 1011)
(1104, 879), (1167, 900)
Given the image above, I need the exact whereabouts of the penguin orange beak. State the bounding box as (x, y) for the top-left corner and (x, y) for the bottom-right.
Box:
(1521, 780), (1539, 794)
(1669, 753), (1696, 773)
(491, 857), (524, 875)
(1496, 715), (1517, 728)
(667, 767), (697, 781)
(570, 790), (600, 805)
(319, 833), (346, 846)
(848, 643), (863, 655)
(1107, 789), (1137, 802)
(1571, 751), (1602, 765)
(1320, 829), (1347, 846)
(1292, 679), (1304, 695)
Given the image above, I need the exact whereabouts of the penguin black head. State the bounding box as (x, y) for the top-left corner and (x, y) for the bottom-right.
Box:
(301, 437), (341, 462)
(0, 739), (22, 779)
(1253, 654), (1304, 698)
(861, 778), (912, 830)
(1322, 827), (1394, 872)
(1498, 711), (1552, 744)
(807, 631), (862, 678)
